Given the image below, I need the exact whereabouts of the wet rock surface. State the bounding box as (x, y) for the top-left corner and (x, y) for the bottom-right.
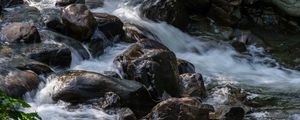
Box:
(144, 97), (213, 120)
(179, 73), (207, 99)
(0, 66), (40, 98)
(177, 59), (196, 74)
(51, 70), (156, 117)
(114, 39), (181, 99)
(141, 0), (189, 30)
(62, 4), (97, 42)
(1, 23), (41, 43)
(94, 13), (125, 41)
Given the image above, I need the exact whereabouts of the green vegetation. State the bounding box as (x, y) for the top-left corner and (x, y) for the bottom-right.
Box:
(0, 90), (41, 120)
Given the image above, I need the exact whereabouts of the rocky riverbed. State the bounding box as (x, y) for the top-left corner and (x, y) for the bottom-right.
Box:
(1, 0), (300, 119)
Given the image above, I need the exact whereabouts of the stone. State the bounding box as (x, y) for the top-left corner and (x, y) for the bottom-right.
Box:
(144, 97), (213, 120)
(114, 39), (181, 99)
(0, 66), (39, 98)
(1, 23), (41, 44)
(62, 4), (97, 42)
(179, 73), (207, 99)
(94, 13), (125, 41)
(177, 59), (195, 74)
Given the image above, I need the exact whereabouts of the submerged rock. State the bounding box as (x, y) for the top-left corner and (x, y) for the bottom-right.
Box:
(0, 67), (39, 98)
(179, 73), (207, 99)
(114, 39), (181, 99)
(51, 70), (156, 117)
(141, 0), (189, 30)
(144, 97), (213, 120)
(1, 23), (41, 44)
(62, 4), (97, 42)
(0, 6), (42, 25)
(94, 13), (125, 41)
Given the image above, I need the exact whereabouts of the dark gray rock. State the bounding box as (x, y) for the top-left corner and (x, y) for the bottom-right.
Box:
(114, 39), (181, 99)
(1, 23), (41, 44)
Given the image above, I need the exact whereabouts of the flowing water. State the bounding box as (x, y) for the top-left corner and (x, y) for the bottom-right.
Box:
(16, 0), (300, 119)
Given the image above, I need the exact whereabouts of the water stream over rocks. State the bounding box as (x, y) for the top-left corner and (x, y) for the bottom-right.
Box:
(1, 0), (300, 119)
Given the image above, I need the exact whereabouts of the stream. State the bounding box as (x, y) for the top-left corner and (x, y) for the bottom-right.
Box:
(2, 0), (300, 119)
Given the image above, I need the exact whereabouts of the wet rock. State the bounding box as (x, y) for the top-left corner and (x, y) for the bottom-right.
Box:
(184, 0), (211, 14)
(29, 48), (71, 68)
(208, 0), (242, 26)
(123, 23), (158, 43)
(225, 107), (245, 120)
(40, 30), (90, 60)
(177, 59), (195, 74)
(86, 0), (104, 9)
(103, 71), (121, 79)
(62, 4), (97, 42)
(55, 0), (84, 7)
(0, 6), (42, 25)
(94, 13), (125, 41)
(118, 108), (137, 120)
(98, 92), (121, 109)
(0, 67), (39, 98)
(0, 0), (23, 7)
(144, 97), (213, 120)
(1, 23), (41, 44)
(231, 41), (247, 53)
(179, 73), (207, 98)
(52, 70), (156, 116)
(268, 0), (300, 17)
(8, 58), (53, 75)
(114, 39), (181, 99)
(0, 5), (2, 14)
(141, 0), (189, 30)
(42, 8), (65, 33)
(87, 31), (105, 57)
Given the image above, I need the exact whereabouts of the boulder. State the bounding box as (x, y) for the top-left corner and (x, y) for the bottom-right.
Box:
(123, 23), (158, 43)
(184, 0), (211, 14)
(144, 97), (213, 120)
(177, 59), (195, 74)
(62, 4), (97, 42)
(1, 23), (41, 44)
(29, 48), (72, 68)
(42, 8), (65, 33)
(8, 58), (53, 75)
(114, 39), (181, 99)
(0, 66), (39, 98)
(51, 70), (156, 117)
(231, 41), (247, 53)
(225, 107), (245, 120)
(55, 0), (84, 7)
(140, 0), (189, 30)
(94, 13), (125, 41)
(0, 0), (23, 7)
(179, 73), (207, 99)
(208, 0), (242, 26)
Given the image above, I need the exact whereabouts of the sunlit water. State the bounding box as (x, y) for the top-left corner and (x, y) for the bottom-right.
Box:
(21, 0), (300, 119)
